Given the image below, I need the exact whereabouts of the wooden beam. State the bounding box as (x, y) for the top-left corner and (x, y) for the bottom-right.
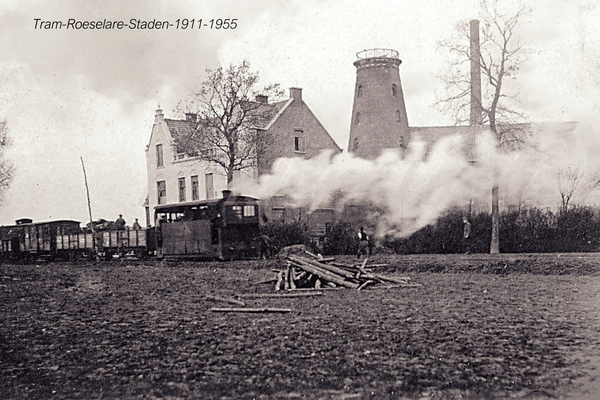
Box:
(287, 256), (360, 289)
(210, 308), (292, 313)
(238, 292), (324, 298)
(205, 295), (246, 306)
(290, 255), (357, 279)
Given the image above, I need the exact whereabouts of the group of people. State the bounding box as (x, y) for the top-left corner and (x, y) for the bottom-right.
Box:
(114, 214), (142, 230)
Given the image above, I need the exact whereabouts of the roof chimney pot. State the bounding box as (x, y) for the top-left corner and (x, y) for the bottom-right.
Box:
(289, 87), (302, 101)
(255, 95), (268, 104)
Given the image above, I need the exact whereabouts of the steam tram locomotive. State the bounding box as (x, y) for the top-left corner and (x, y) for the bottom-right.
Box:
(0, 192), (261, 262)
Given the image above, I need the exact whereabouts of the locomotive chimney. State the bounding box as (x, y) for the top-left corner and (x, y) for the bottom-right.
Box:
(222, 190), (232, 199)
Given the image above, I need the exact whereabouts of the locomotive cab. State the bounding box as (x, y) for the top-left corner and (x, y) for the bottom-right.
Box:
(154, 193), (260, 260)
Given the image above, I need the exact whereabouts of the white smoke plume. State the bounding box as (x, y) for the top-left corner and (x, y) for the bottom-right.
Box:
(238, 118), (600, 239)
(238, 133), (493, 238)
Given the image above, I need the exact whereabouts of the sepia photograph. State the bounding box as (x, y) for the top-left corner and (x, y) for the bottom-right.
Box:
(1, 0), (600, 398)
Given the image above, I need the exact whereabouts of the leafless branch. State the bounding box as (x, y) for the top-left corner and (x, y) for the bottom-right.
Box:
(174, 61), (284, 184)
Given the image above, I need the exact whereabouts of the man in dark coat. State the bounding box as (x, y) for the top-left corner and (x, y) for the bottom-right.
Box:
(115, 214), (126, 230)
(357, 227), (369, 259)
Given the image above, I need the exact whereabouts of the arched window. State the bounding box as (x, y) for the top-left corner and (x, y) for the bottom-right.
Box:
(353, 138), (359, 152)
(396, 110), (401, 122)
(392, 83), (398, 97)
(399, 136), (405, 148)
(355, 112), (361, 125)
(357, 85), (363, 97)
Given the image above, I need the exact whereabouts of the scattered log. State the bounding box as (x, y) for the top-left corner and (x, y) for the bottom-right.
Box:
(210, 307), (292, 313)
(284, 265), (291, 291)
(238, 292), (324, 298)
(287, 255), (360, 289)
(358, 280), (375, 291)
(254, 278), (278, 285)
(295, 256), (357, 279)
(289, 266), (297, 290)
(369, 283), (423, 289)
(275, 270), (284, 291)
(205, 295), (246, 306)
(271, 254), (420, 292)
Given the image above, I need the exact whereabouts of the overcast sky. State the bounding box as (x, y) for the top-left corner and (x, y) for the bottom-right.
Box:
(0, 0), (598, 226)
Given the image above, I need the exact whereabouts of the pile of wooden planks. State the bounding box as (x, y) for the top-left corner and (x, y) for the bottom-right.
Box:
(276, 252), (420, 291)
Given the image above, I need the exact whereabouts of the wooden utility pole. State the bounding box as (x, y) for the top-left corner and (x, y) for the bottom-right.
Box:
(80, 157), (97, 253)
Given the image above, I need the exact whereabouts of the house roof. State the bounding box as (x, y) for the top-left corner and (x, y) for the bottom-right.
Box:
(163, 99), (291, 142)
(164, 118), (198, 141)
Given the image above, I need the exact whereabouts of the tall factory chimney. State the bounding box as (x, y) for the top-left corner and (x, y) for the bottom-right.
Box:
(466, 19), (483, 163)
(469, 20), (483, 126)
(348, 48), (411, 159)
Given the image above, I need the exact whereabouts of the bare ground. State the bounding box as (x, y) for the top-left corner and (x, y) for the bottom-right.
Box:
(1, 253), (600, 399)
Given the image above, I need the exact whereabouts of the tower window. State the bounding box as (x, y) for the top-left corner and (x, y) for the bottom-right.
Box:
(357, 85), (363, 97)
(399, 136), (405, 148)
(353, 138), (359, 152)
(355, 112), (360, 125)
(392, 83), (398, 97)
(396, 110), (401, 122)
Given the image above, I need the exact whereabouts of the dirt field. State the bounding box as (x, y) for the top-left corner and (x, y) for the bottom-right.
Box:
(2, 254), (600, 399)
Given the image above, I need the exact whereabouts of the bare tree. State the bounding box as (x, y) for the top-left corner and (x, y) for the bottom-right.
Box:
(557, 165), (600, 214)
(557, 165), (583, 214)
(175, 61), (284, 186)
(437, 1), (531, 253)
(0, 119), (14, 202)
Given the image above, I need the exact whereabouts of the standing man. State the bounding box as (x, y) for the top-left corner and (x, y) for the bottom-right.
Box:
(463, 217), (472, 254)
(132, 218), (142, 230)
(115, 214), (126, 230)
(357, 227), (369, 259)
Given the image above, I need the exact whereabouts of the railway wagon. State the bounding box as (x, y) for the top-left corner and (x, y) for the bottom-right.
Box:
(54, 228), (150, 260)
(1, 220), (150, 261)
(0, 219), (82, 261)
(155, 191), (260, 260)
(96, 229), (149, 259)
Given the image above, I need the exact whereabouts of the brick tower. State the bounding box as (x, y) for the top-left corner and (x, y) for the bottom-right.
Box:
(348, 49), (411, 159)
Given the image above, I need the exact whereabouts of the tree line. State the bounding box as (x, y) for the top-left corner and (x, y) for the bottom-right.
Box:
(261, 205), (600, 256)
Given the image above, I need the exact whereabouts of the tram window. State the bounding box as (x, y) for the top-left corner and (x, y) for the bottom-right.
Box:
(231, 206), (243, 219)
(244, 205), (256, 217)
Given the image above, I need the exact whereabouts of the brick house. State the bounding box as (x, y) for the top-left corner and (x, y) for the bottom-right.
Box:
(145, 87), (341, 233)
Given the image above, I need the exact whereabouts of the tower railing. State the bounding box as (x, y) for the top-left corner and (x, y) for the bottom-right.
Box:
(356, 48), (399, 60)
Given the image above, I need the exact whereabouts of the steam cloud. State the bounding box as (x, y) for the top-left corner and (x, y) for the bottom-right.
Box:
(238, 119), (600, 239)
